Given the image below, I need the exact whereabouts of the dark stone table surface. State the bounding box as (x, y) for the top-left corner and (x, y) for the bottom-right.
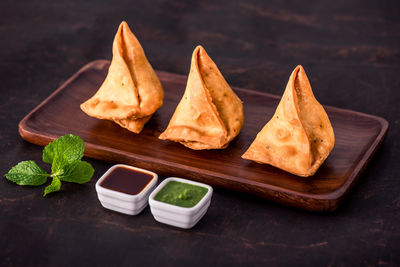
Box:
(1, 0), (399, 266)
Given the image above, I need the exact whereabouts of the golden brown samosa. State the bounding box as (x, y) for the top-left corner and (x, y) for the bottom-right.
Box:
(242, 65), (335, 177)
(80, 21), (163, 133)
(159, 45), (244, 150)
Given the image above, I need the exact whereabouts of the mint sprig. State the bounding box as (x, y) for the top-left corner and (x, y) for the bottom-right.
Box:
(4, 134), (94, 197)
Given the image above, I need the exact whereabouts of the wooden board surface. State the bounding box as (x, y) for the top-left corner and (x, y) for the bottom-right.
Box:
(18, 60), (388, 212)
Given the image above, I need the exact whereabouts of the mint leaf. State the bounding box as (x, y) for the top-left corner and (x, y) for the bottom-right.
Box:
(43, 134), (84, 165)
(43, 176), (61, 196)
(59, 161), (94, 184)
(51, 153), (71, 174)
(5, 161), (49, 186)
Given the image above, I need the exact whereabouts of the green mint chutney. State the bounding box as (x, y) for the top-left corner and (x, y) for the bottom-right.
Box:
(154, 181), (208, 208)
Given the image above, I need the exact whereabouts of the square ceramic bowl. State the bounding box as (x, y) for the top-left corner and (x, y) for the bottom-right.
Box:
(149, 177), (213, 229)
(95, 164), (158, 215)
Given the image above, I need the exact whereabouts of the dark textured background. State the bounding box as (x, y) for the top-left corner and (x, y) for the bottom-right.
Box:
(1, 0), (399, 266)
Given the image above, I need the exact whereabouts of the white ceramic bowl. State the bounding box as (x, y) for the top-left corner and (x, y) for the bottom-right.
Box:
(149, 177), (213, 229)
(95, 164), (158, 215)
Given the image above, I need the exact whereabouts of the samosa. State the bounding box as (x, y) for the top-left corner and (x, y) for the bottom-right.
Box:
(80, 21), (163, 133)
(159, 45), (244, 150)
(242, 65), (334, 177)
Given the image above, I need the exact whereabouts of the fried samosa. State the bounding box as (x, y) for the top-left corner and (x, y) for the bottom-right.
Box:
(159, 45), (244, 150)
(242, 65), (335, 177)
(80, 21), (163, 133)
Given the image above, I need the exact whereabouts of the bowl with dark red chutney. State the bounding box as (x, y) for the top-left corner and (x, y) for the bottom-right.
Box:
(149, 177), (213, 229)
(95, 164), (158, 215)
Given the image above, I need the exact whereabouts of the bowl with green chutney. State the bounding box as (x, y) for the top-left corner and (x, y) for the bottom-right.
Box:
(149, 177), (213, 229)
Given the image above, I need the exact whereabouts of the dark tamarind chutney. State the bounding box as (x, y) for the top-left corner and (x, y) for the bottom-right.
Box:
(100, 166), (154, 195)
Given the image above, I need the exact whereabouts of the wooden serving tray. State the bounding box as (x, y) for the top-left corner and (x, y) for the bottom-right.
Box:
(19, 60), (388, 212)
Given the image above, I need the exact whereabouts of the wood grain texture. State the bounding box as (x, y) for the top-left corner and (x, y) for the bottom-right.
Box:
(19, 60), (388, 212)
